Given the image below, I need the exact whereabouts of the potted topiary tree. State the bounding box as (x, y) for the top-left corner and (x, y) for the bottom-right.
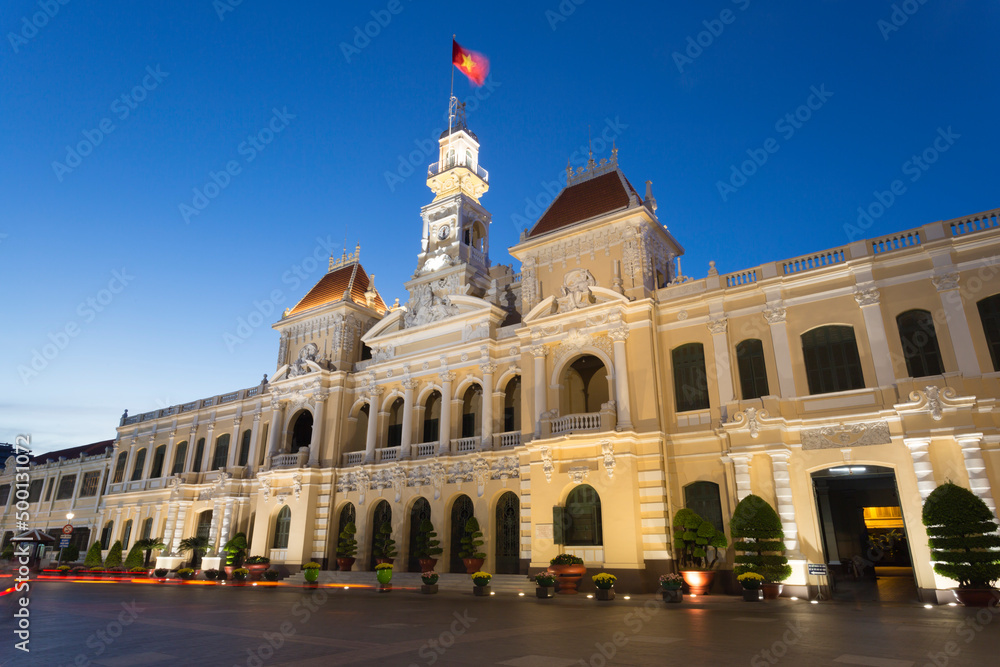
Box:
(458, 517), (486, 574)
(731, 494), (792, 600)
(922, 482), (1000, 607)
(337, 522), (358, 571)
(222, 532), (248, 578)
(672, 508), (728, 595)
(372, 521), (397, 564)
(413, 519), (443, 572)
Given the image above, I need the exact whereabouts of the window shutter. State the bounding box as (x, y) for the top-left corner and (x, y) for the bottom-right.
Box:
(553, 506), (565, 545)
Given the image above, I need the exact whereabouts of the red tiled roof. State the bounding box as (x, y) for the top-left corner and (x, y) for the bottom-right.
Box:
(528, 170), (637, 238)
(288, 261), (387, 316)
(33, 439), (114, 464)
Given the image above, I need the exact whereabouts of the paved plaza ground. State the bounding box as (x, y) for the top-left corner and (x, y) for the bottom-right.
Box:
(3, 579), (999, 666)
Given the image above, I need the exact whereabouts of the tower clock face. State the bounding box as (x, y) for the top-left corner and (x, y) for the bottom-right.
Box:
(438, 224), (450, 240)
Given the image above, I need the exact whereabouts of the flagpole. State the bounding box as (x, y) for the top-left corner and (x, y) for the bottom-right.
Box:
(448, 34), (456, 138)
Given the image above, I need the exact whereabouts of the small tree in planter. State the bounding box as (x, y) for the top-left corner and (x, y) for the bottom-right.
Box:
(105, 540), (124, 571)
(84, 541), (104, 569)
(413, 519), (443, 571)
(134, 538), (166, 568)
(222, 532), (248, 575)
(372, 522), (397, 563)
(922, 482), (1000, 607)
(458, 517), (486, 573)
(731, 494), (791, 599)
(672, 508), (728, 595)
(178, 536), (212, 570)
(337, 522), (358, 571)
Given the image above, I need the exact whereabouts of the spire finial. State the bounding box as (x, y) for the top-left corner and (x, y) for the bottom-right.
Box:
(587, 125), (595, 170)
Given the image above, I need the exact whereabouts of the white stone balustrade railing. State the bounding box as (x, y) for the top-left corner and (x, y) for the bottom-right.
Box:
(271, 449), (307, 469)
(413, 443), (437, 459)
(497, 432), (521, 448)
(452, 437), (482, 453)
(551, 412), (601, 435)
(781, 248), (846, 275)
(343, 451), (365, 467)
(376, 446), (401, 463)
(871, 230), (921, 255)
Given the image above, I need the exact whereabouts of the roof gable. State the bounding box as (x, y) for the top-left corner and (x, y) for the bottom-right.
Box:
(527, 170), (638, 239)
(288, 260), (387, 316)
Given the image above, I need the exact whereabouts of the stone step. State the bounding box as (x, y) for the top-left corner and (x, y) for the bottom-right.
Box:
(284, 571), (534, 593)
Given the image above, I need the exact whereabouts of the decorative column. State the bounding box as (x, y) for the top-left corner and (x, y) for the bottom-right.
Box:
(208, 500), (222, 553)
(933, 273), (981, 376)
(767, 450), (802, 558)
(609, 324), (634, 430)
(905, 437), (936, 503)
(227, 417), (241, 468)
(218, 498), (235, 556)
(164, 429), (177, 479)
(854, 285), (895, 386)
(171, 502), (190, 554)
(248, 412), (262, 470)
(309, 394), (327, 467)
(123, 435), (138, 484)
(400, 379), (417, 458)
(364, 387), (383, 463)
(763, 303), (797, 398)
(151, 505), (162, 541)
(438, 372), (455, 455)
(141, 434), (156, 480)
(184, 426), (199, 473)
(202, 423), (216, 473)
(957, 434), (997, 516)
(531, 345), (548, 438)
(727, 454), (753, 502)
(707, 318), (734, 405)
(480, 363), (496, 448)
(267, 399), (284, 463)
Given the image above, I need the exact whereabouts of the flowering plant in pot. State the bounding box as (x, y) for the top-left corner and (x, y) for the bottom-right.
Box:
(153, 568), (169, 581)
(204, 568), (220, 581)
(231, 568), (249, 584)
(263, 569), (280, 582)
(57, 565), (71, 576)
(302, 562), (321, 583)
(547, 554), (586, 594)
(672, 508), (728, 595)
(458, 517), (486, 573)
(535, 572), (557, 598)
(337, 522), (358, 571)
(731, 495), (791, 600)
(659, 573), (683, 590)
(922, 482), (1000, 607)
(244, 555), (270, 580)
(592, 572), (617, 600)
(472, 571), (492, 596)
(737, 572), (764, 601)
(375, 562), (393, 586)
(413, 519), (443, 572)
(420, 570), (439, 594)
(177, 568), (195, 580)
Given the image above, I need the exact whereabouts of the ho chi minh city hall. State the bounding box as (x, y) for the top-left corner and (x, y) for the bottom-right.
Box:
(3, 109), (1000, 602)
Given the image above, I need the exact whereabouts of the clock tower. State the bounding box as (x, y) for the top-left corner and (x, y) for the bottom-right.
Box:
(403, 102), (492, 328)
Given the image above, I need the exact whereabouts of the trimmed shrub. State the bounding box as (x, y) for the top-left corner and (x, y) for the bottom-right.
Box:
(60, 544), (80, 563)
(672, 508), (728, 569)
(104, 541), (124, 569)
(337, 522), (358, 558)
(458, 517), (485, 560)
(922, 482), (1000, 589)
(124, 543), (145, 570)
(84, 541), (104, 568)
(730, 494), (792, 583)
(413, 520), (442, 559)
(372, 522), (397, 560)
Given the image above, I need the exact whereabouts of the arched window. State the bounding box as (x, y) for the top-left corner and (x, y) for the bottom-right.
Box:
(290, 412), (313, 452)
(273, 506), (291, 549)
(557, 485), (603, 546)
(348, 404), (369, 452)
(736, 339), (769, 400)
(684, 481), (724, 533)
(562, 355), (610, 414)
(461, 385), (482, 438)
(407, 497), (431, 572)
(503, 376), (521, 433)
(672, 343), (709, 412)
(897, 309), (943, 377)
(465, 148), (472, 168)
(449, 495), (475, 573)
(192, 438), (205, 473)
(100, 521), (114, 548)
(802, 326), (865, 394)
(369, 500), (391, 570)
(423, 391), (441, 443)
(238, 429), (252, 467)
(150, 445), (166, 478)
(336, 503), (356, 569)
(447, 148), (456, 168)
(172, 441), (188, 475)
(141, 517), (153, 541)
(495, 492), (520, 574)
(196, 511), (213, 541)
(121, 519), (133, 548)
(387, 398), (405, 448)
(977, 294), (1000, 371)
(130, 449), (146, 482)
(211, 434), (230, 471)
(112, 452), (128, 484)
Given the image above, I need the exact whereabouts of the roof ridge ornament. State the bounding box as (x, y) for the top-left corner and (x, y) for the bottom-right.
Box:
(566, 138), (619, 186)
(329, 242), (361, 272)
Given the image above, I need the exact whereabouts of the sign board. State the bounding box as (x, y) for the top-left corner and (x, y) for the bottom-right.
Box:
(59, 536), (71, 549)
(807, 563), (828, 576)
(62, 524), (73, 535)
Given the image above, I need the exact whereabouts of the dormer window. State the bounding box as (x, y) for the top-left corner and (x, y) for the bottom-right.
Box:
(447, 148), (456, 168)
(465, 149), (472, 168)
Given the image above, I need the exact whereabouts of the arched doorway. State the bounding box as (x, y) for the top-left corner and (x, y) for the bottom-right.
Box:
(333, 503), (355, 570)
(369, 500), (391, 570)
(503, 376), (521, 433)
(449, 494), (475, 573)
(407, 497), (431, 572)
(495, 492), (520, 574)
(289, 411), (313, 452)
(561, 355), (610, 414)
(811, 465), (918, 602)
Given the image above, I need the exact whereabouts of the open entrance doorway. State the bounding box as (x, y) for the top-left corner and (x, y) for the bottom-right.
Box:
(812, 465), (918, 603)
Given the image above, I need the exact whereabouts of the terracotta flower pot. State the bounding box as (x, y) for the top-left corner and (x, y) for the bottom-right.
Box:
(375, 558), (394, 566)
(462, 558), (485, 574)
(336, 557), (355, 572)
(953, 588), (1000, 607)
(418, 558), (438, 573)
(247, 564), (269, 581)
(761, 583), (783, 600)
(680, 570), (715, 596)
(547, 564), (586, 594)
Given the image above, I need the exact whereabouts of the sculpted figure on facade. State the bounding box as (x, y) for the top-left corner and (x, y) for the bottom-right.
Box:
(557, 268), (597, 312)
(288, 342), (320, 378)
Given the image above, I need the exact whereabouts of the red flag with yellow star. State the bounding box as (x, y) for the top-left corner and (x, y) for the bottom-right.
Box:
(452, 39), (489, 86)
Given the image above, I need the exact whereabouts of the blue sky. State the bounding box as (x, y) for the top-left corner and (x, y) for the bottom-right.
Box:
(2, 1), (997, 453)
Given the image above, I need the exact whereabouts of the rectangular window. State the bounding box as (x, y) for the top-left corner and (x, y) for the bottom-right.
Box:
(386, 424), (402, 448)
(423, 418), (439, 444)
(462, 414), (476, 438)
(504, 407), (515, 433)
(27, 480), (43, 503)
(79, 471), (101, 498)
(44, 479), (53, 502)
(56, 475), (77, 500)
(0, 484), (10, 506)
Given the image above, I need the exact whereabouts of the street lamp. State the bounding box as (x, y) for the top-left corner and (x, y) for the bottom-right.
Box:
(59, 513), (75, 565)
